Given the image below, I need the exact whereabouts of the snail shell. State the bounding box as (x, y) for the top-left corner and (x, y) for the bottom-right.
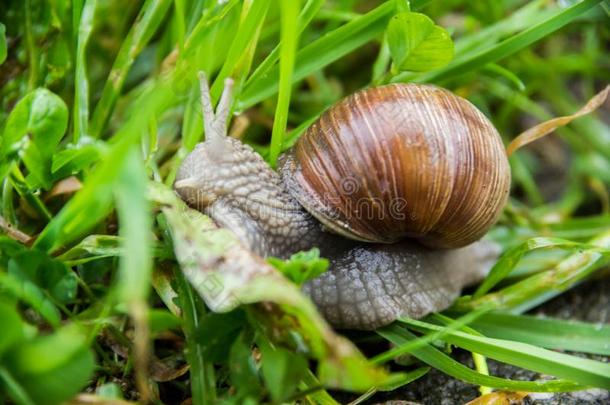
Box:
(279, 84), (510, 248)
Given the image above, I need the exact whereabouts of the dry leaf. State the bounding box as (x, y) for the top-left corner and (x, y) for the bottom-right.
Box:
(507, 85), (609, 156)
(46, 176), (83, 200)
(466, 390), (529, 405)
(150, 355), (190, 382)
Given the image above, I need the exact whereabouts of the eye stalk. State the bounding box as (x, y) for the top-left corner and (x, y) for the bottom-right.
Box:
(174, 72), (234, 193)
(197, 71), (234, 145)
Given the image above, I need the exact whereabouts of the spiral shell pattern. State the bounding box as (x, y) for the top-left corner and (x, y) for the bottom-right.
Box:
(279, 83), (510, 248)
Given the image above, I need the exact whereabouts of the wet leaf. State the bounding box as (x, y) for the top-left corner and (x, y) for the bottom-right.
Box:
(51, 141), (105, 176)
(148, 309), (182, 335)
(0, 268), (61, 326)
(387, 12), (454, 72)
(0, 237), (27, 263)
(0, 301), (24, 357)
(259, 337), (308, 402)
(229, 331), (262, 400)
(33, 123), (144, 253)
(195, 310), (247, 364)
(1, 89), (69, 188)
(3, 326), (95, 405)
(267, 248), (328, 285)
(8, 250), (78, 304)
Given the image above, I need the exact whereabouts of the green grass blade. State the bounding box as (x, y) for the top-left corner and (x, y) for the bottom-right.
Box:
(349, 367), (430, 404)
(299, 370), (340, 405)
(90, 0), (172, 138)
(174, 269), (216, 405)
(24, 0), (37, 89)
(456, 231), (610, 312)
(209, 0), (271, 101)
(32, 143), (121, 253)
(268, 0), (301, 167)
(8, 165), (52, 221)
(377, 324), (585, 392)
(484, 63), (526, 91)
(181, 0), (240, 62)
(457, 312), (610, 355)
(393, 0), (604, 83)
(245, 0), (324, 92)
(176, 0), (241, 151)
(474, 237), (589, 298)
(72, 0), (84, 44)
(381, 366), (430, 391)
(34, 78), (177, 252)
(510, 154), (545, 206)
(400, 318), (610, 389)
(546, 215), (610, 240)
(185, 0), (206, 34)
(0, 366), (36, 405)
(372, 306), (491, 365)
(451, 0), (548, 58)
(173, 0), (186, 49)
(0, 21), (11, 64)
(114, 147), (153, 399)
(241, 0), (435, 108)
(114, 147), (152, 304)
(173, 0), (265, 154)
(73, 0), (97, 142)
(237, 1), (394, 110)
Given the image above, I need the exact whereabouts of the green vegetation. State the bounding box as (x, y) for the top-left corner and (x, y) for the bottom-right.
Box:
(0, 0), (609, 403)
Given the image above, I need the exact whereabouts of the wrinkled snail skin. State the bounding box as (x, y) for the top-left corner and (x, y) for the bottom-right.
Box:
(174, 79), (510, 329)
(303, 241), (499, 330)
(175, 138), (326, 258)
(175, 134), (500, 330)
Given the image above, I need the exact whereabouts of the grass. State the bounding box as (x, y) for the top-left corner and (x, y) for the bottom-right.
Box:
(0, 0), (609, 403)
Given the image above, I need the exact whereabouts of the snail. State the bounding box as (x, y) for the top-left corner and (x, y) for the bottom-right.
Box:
(174, 73), (510, 330)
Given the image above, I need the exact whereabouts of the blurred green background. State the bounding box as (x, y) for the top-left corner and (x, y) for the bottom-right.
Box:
(0, 0), (609, 404)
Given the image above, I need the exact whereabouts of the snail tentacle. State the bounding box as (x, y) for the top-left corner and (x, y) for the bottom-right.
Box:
(197, 71), (216, 140)
(214, 76), (234, 137)
(197, 71), (234, 143)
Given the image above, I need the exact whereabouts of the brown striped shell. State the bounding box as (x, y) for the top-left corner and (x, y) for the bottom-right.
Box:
(278, 83), (510, 248)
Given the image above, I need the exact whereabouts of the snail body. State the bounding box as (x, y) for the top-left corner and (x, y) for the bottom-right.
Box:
(175, 76), (509, 330)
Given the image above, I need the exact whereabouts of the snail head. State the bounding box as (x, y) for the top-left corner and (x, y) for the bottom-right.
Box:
(174, 73), (274, 213)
